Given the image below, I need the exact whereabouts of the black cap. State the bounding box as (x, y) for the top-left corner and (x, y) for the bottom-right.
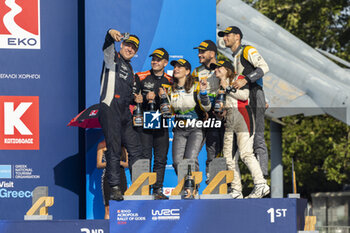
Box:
(218, 26), (243, 39)
(193, 40), (217, 53)
(149, 48), (169, 61)
(210, 60), (234, 73)
(170, 58), (191, 71)
(124, 34), (140, 49)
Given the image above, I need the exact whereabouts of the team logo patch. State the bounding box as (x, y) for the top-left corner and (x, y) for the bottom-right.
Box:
(89, 110), (98, 117)
(178, 59), (187, 65)
(0, 0), (41, 49)
(154, 49), (164, 56)
(199, 42), (208, 48)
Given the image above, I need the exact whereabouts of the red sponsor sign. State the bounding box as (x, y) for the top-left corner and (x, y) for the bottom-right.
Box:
(0, 0), (40, 49)
(0, 96), (39, 150)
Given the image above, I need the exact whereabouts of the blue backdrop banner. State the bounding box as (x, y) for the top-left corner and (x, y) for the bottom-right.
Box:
(0, 0), (82, 219)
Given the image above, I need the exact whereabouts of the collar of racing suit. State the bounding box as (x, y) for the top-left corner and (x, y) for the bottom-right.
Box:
(231, 44), (243, 57)
(175, 85), (184, 90)
(150, 69), (164, 80)
(199, 62), (211, 70)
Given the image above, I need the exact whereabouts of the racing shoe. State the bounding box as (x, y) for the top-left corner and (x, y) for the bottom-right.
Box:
(153, 188), (169, 200)
(230, 189), (243, 199)
(245, 183), (270, 199)
(110, 186), (124, 201)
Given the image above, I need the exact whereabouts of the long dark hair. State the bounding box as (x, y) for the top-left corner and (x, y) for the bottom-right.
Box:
(226, 67), (235, 85)
(172, 71), (195, 93)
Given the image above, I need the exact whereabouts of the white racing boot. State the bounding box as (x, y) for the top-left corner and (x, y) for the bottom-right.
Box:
(245, 184), (270, 199)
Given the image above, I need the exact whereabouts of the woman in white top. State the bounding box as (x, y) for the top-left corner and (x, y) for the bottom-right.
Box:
(211, 60), (269, 199)
(159, 58), (211, 174)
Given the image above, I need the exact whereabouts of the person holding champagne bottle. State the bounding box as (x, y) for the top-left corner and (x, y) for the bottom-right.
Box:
(159, 58), (211, 174)
(211, 60), (269, 199)
(133, 48), (172, 200)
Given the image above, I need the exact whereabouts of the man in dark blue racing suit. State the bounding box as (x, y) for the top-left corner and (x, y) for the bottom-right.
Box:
(98, 28), (142, 201)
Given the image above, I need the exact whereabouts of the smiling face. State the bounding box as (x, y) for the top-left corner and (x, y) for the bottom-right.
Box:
(120, 42), (137, 60)
(223, 33), (241, 51)
(173, 64), (190, 79)
(151, 56), (168, 73)
(198, 50), (215, 65)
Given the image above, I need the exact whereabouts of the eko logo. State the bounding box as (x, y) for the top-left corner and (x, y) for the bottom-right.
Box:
(0, 0), (40, 49)
(0, 96), (39, 150)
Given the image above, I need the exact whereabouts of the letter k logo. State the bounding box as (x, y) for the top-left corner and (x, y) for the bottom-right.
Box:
(0, 96), (39, 150)
(4, 102), (32, 135)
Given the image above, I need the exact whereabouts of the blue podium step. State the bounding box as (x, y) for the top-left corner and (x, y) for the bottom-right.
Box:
(0, 198), (307, 233)
(110, 198), (307, 233)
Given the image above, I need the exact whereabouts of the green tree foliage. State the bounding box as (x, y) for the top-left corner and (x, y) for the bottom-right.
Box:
(238, 0), (350, 198)
(243, 0), (350, 62)
(281, 116), (350, 198)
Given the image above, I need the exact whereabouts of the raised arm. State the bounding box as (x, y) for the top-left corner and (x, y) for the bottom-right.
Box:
(102, 29), (123, 69)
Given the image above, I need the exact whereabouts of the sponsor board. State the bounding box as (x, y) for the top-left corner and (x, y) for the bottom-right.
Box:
(0, 164), (40, 179)
(0, 0), (41, 49)
(0, 164), (39, 199)
(0, 96), (39, 150)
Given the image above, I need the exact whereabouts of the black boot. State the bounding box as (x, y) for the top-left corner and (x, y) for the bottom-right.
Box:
(110, 186), (124, 201)
(153, 188), (168, 200)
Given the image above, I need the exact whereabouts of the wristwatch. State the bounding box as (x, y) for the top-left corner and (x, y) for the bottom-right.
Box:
(226, 86), (237, 93)
(225, 86), (234, 93)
